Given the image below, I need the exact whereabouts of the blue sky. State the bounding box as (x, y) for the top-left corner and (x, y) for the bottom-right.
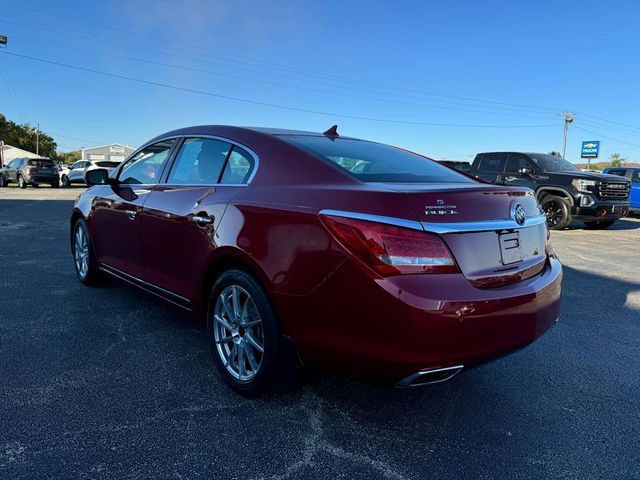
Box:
(0, 0), (639, 163)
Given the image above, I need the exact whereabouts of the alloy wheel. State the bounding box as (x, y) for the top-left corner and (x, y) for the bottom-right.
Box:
(74, 224), (90, 279)
(543, 200), (564, 228)
(213, 285), (265, 383)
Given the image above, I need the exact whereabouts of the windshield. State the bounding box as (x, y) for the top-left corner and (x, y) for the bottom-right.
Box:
(528, 153), (581, 173)
(282, 136), (475, 183)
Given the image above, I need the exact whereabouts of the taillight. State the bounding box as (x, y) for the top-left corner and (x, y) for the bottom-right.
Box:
(320, 214), (459, 276)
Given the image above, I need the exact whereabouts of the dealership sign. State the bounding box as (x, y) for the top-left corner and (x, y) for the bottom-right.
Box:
(581, 141), (600, 158)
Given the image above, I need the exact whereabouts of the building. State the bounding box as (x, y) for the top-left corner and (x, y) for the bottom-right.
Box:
(0, 143), (40, 167)
(81, 144), (134, 163)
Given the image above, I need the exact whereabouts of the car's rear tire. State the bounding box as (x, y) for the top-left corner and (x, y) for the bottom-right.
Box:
(72, 218), (101, 285)
(541, 195), (571, 230)
(207, 269), (282, 397)
(17, 175), (27, 189)
(584, 220), (616, 229)
(62, 175), (70, 187)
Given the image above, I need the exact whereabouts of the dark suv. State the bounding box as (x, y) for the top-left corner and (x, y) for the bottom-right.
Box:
(470, 152), (631, 229)
(0, 157), (60, 188)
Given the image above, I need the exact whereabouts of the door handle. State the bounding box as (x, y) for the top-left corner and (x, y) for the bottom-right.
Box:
(192, 215), (213, 226)
(126, 209), (137, 220)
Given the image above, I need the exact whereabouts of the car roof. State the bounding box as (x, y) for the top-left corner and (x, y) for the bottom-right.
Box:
(150, 125), (364, 143)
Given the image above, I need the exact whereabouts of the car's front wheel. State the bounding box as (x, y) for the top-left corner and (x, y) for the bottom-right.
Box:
(72, 218), (101, 285)
(207, 269), (282, 396)
(584, 220), (616, 230)
(62, 175), (70, 187)
(0, 175), (6, 187)
(541, 195), (571, 230)
(17, 175), (27, 189)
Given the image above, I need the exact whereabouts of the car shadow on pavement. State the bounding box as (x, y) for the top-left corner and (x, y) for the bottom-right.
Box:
(264, 264), (640, 478)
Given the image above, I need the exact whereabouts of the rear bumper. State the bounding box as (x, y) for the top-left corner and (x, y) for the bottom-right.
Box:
(274, 256), (562, 385)
(25, 173), (59, 183)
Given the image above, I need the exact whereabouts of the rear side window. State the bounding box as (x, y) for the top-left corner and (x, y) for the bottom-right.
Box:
(27, 159), (54, 167)
(478, 153), (507, 172)
(119, 139), (175, 184)
(167, 138), (231, 185)
(220, 146), (255, 184)
(282, 136), (474, 183)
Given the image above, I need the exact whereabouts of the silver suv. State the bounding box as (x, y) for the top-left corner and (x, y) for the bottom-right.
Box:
(61, 160), (121, 187)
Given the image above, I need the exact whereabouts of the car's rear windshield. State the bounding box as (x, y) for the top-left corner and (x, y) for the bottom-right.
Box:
(527, 153), (581, 173)
(281, 136), (474, 183)
(27, 159), (54, 167)
(96, 161), (120, 168)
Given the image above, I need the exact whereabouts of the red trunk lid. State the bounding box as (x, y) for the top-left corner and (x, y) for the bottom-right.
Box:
(385, 183), (548, 287)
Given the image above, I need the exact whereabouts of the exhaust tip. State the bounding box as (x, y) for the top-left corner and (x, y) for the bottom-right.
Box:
(396, 365), (464, 388)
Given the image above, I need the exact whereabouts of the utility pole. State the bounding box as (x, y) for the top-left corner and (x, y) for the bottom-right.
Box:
(561, 112), (574, 160)
(36, 123), (39, 156)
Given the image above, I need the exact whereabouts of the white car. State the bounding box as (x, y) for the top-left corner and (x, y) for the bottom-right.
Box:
(61, 160), (121, 187)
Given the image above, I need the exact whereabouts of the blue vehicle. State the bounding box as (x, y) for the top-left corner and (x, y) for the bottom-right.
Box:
(603, 167), (640, 213)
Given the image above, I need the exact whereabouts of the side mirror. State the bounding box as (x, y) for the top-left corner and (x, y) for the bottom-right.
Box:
(86, 168), (110, 186)
(518, 167), (534, 175)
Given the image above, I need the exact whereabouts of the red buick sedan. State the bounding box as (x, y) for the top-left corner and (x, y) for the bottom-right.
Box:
(71, 125), (562, 395)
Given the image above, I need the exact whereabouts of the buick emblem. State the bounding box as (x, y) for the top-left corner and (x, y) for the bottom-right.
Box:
(512, 203), (526, 225)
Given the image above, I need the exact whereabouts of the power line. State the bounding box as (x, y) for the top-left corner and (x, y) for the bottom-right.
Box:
(0, 6), (562, 114)
(0, 50), (561, 129)
(7, 35), (560, 122)
(572, 125), (640, 149)
(577, 112), (640, 133)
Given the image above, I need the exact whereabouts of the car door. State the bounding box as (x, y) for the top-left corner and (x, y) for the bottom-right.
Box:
(631, 170), (640, 209)
(499, 153), (538, 189)
(67, 161), (87, 182)
(140, 137), (256, 302)
(89, 139), (176, 279)
(5, 159), (20, 182)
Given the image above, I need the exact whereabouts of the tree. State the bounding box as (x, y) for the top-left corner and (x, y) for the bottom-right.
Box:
(57, 150), (81, 164)
(609, 153), (626, 168)
(0, 113), (57, 157)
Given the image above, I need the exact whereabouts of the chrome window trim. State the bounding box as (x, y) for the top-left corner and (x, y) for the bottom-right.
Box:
(116, 134), (260, 187)
(319, 209), (547, 234)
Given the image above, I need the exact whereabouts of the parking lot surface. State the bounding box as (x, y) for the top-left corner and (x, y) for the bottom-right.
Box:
(1, 188), (639, 479)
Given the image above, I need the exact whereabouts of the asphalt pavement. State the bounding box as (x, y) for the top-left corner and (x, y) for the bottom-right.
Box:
(0, 188), (638, 479)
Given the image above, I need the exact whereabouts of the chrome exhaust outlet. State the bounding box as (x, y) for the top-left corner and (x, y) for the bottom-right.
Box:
(396, 365), (464, 388)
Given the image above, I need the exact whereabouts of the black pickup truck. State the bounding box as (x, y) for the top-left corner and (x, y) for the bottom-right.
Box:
(469, 152), (631, 229)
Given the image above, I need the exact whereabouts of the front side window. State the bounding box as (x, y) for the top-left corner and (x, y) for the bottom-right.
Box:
(167, 138), (231, 185)
(282, 136), (473, 183)
(505, 154), (532, 173)
(119, 140), (175, 185)
(528, 153), (580, 173)
(632, 171), (640, 184)
(220, 146), (254, 184)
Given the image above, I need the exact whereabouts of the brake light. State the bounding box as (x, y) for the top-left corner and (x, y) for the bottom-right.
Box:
(320, 214), (459, 275)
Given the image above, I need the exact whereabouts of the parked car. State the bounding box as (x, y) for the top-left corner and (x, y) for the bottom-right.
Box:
(0, 157), (59, 188)
(437, 160), (471, 173)
(470, 152), (631, 229)
(603, 167), (640, 213)
(71, 126), (562, 396)
(61, 160), (121, 187)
